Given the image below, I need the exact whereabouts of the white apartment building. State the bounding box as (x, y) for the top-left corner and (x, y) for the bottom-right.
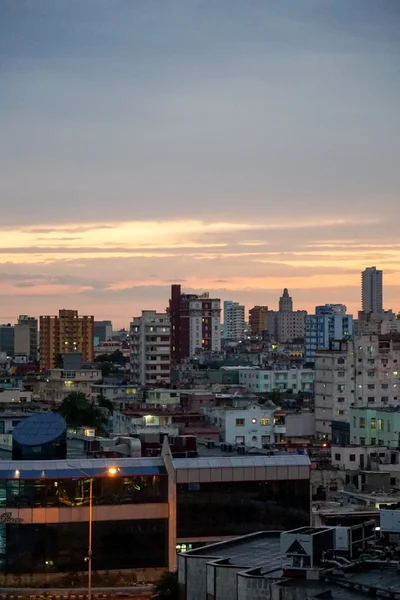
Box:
(40, 367), (102, 402)
(315, 334), (400, 439)
(223, 301), (245, 341)
(0, 389), (32, 404)
(112, 410), (179, 437)
(202, 403), (286, 447)
(238, 366), (314, 393)
(362, 266), (383, 313)
(130, 311), (171, 386)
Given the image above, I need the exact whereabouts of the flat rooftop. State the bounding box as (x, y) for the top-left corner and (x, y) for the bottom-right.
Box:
(184, 531), (284, 572)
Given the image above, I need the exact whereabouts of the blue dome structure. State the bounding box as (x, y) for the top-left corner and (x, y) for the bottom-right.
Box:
(12, 413), (67, 460)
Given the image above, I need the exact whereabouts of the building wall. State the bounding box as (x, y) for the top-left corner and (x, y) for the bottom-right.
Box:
(238, 367), (314, 393)
(15, 316), (38, 360)
(203, 404), (278, 447)
(349, 407), (400, 447)
(223, 301), (245, 341)
(249, 306), (268, 336)
(130, 311), (171, 387)
(0, 325), (14, 356)
(39, 310), (94, 370)
(169, 285), (221, 362)
(362, 266), (383, 313)
(0, 389), (32, 404)
(315, 335), (400, 439)
(305, 310), (353, 364)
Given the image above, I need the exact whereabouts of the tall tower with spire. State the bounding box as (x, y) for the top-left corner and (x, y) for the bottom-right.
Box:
(279, 288), (293, 313)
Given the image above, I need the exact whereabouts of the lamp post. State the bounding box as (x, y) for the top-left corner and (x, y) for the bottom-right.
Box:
(68, 465), (118, 600)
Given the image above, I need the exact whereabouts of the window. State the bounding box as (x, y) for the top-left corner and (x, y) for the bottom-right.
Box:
(353, 416), (356, 428)
(371, 438), (376, 445)
(349, 454), (356, 462)
(378, 419), (384, 431)
(335, 453), (341, 461)
(381, 384), (389, 390)
(236, 418), (245, 427)
(260, 418), (270, 426)
(360, 437), (365, 445)
(367, 397), (375, 403)
(337, 397), (345, 403)
(337, 410), (345, 415)
(387, 421), (391, 432)
(359, 417), (366, 429)
(367, 371), (375, 377)
(368, 384), (375, 390)
(371, 418), (376, 429)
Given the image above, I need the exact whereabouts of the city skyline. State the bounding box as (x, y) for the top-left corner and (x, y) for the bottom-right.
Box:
(1, 1), (399, 325)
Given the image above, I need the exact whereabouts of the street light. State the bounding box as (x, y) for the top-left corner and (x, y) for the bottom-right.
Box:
(67, 465), (119, 600)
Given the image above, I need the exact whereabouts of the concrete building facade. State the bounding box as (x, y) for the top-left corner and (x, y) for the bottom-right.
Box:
(14, 315), (38, 360)
(362, 266), (383, 313)
(248, 305), (268, 336)
(315, 334), (400, 439)
(169, 285), (221, 362)
(223, 301), (245, 340)
(238, 366), (314, 393)
(39, 310), (94, 370)
(304, 304), (353, 364)
(130, 311), (171, 387)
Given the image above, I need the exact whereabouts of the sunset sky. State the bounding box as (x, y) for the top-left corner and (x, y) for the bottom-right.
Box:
(1, 0), (399, 326)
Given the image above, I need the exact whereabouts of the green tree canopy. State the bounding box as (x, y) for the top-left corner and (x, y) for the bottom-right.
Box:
(58, 391), (108, 433)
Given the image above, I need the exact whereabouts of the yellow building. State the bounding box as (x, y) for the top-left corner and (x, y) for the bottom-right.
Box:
(40, 309), (94, 370)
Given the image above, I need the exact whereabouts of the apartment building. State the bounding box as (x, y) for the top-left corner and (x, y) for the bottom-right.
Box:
(265, 289), (307, 343)
(248, 305), (268, 335)
(14, 315), (38, 360)
(39, 309), (94, 370)
(202, 403), (286, 447)
(130, 311), (171, 386)
(315, 334), (400, 439)
(40, 366), (102, 402)
(362, 266), (383, 313)
(305, 304), (353, 364)
(238, 366), (314, 393)
(169, 285), (221, 362)
(223, 301), (245, 340)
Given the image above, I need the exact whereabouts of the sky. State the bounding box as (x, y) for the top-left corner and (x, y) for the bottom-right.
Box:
(0, 0), (399, 326)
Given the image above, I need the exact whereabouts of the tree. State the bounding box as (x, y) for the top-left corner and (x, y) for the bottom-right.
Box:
(153, 571), (178, 600)
(268, 389), (283, 406)
(97, 394), (114, 414)
(58, 392), (108, 433)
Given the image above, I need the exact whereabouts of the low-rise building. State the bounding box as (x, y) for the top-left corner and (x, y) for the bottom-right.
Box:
(41, 367), (102, 402)
(202, 403), (286, 447)
(238, 365), (314, 393)
(0, 388), (32, 404)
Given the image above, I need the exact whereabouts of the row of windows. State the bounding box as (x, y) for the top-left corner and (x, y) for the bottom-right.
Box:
(0, 476), (168, 508)
(0, 519), (168, 573)
(356, 416), (392, 432)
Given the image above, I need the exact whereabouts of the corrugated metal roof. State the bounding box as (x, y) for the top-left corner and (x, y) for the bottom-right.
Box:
(0, 457), (166, 479)
(172, 454), (311, 470)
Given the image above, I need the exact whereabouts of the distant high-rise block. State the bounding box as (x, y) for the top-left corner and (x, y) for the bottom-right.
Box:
(130, 311), (170, 386)
(39, 309), (94, 370)
(249, 306), (268, 336)
(169, 285), (221, 362)
(362, 266), (383, 313)
(94, 320), (113, 343)
(223, 301), (245, 341)
(14, 315), (38, 360)
(279, 288), (293, 312)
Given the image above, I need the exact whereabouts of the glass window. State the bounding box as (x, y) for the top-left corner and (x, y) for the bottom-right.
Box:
(359, 417), (366, 429)
(349, 454), (356, 462)
(2, 519), (167, 574)
(235, 419), (245, 426)
(177, 480), (310, 538)
(371, 418), (376, 430)
(260, 418), (270, 426)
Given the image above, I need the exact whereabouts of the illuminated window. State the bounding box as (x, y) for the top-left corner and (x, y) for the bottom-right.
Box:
(260, 418), (270, 426)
